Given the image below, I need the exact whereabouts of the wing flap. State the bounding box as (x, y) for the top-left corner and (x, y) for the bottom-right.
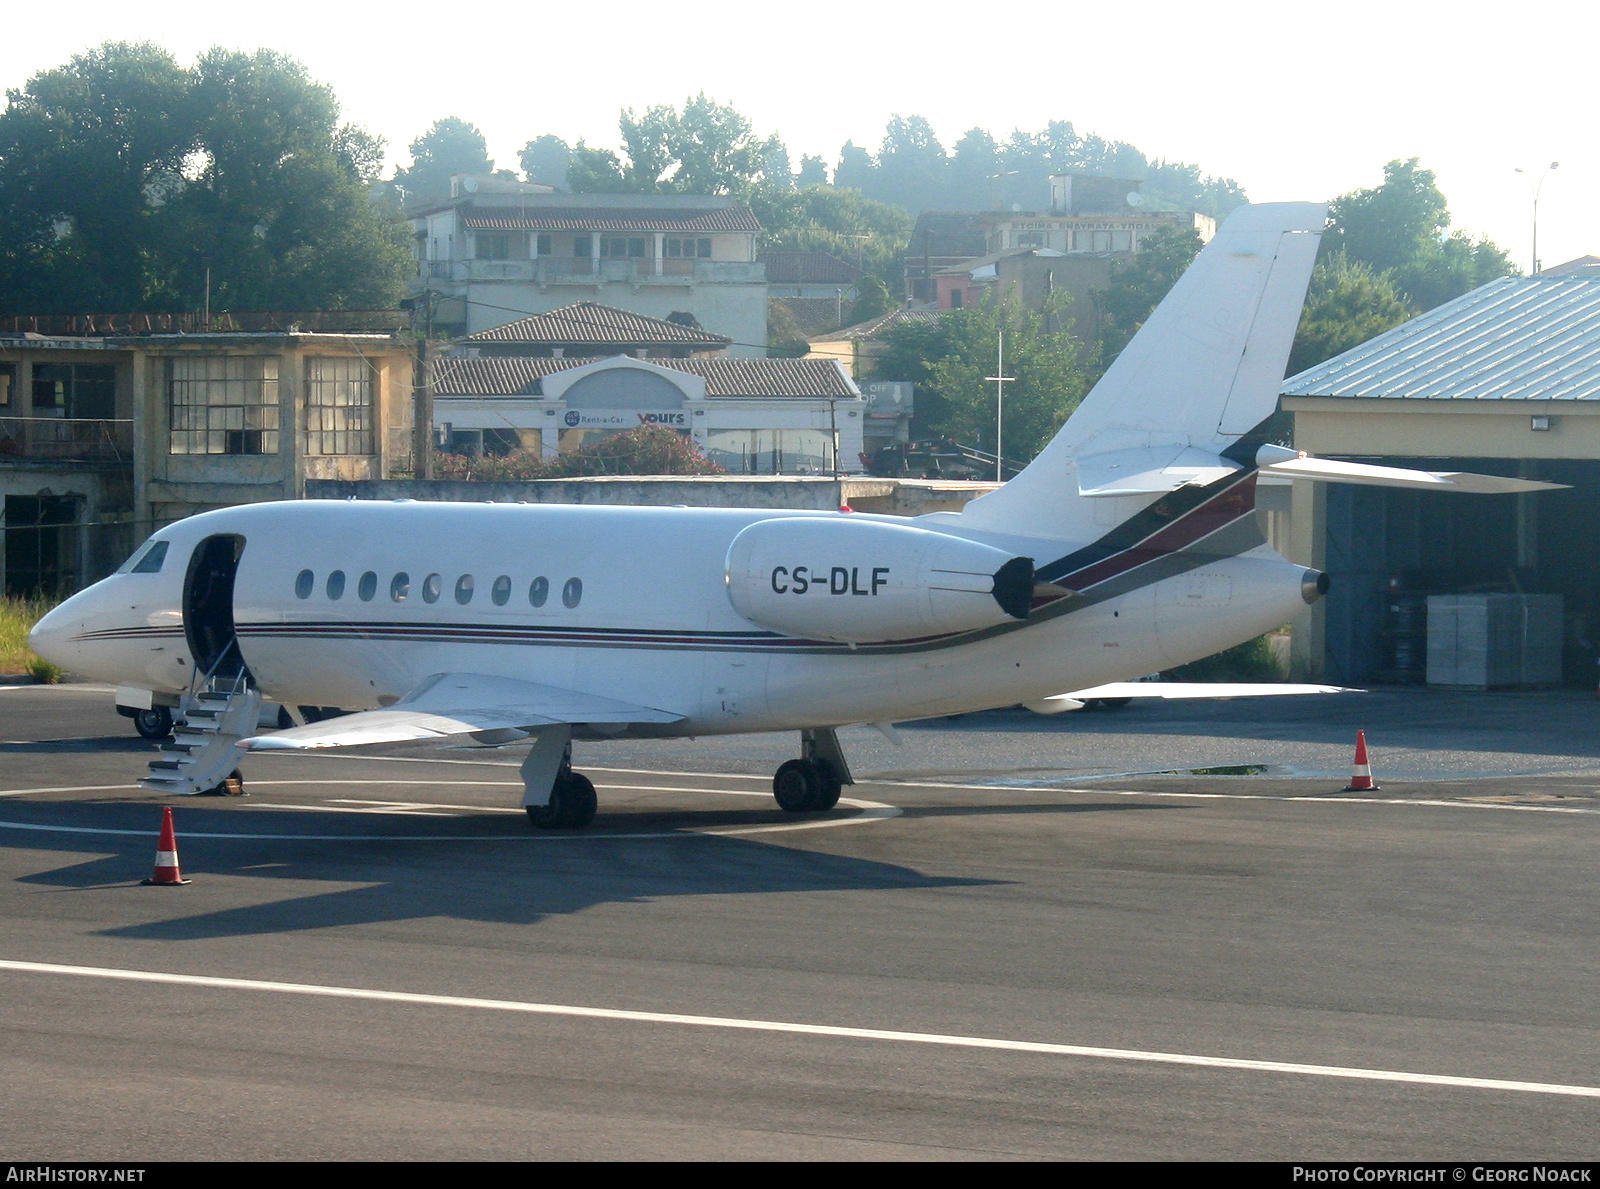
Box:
(241, 672), (683, 751)
(1024, 681), (1356, 713)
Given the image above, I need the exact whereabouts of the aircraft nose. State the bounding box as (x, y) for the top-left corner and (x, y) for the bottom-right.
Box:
(27, 599), (83, 669)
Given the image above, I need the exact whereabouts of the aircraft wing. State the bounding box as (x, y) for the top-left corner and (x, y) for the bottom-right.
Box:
(1024, 681), (1356, 714)
(239, 672), (683, 751)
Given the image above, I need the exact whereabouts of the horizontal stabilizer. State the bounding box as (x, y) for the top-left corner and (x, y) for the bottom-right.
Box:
(1075, 446), (1242, 497)
(1024, 681), (1356, 714)
(241, 672), (682, 751)
(1260, 454), (1565, 494)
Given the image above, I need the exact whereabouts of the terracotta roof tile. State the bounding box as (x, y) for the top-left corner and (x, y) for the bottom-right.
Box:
(462, 302), (730, 346)
(434, 356), (859, 399)
(460, 206), (761, 233)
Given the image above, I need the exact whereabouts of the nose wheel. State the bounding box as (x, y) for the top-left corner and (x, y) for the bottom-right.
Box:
(773, 727), (853, 813)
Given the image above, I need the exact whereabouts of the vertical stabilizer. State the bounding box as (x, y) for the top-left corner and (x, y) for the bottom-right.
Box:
(957, 202), (1326, 534)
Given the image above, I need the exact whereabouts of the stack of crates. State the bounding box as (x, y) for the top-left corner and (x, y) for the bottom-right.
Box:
(1425, 594), (1563, 689)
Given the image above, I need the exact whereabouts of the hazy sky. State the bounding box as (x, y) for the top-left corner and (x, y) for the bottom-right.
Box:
(7, 1), (1592, 271)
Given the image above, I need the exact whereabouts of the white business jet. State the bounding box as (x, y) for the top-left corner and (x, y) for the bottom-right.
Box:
(28, 204), (1558, 827)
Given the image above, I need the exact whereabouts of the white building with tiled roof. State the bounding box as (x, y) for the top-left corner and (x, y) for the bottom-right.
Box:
(433, 353), (865, 474)
(409, 179), (768, 355)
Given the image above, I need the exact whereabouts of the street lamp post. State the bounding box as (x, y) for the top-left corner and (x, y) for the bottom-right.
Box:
(1514, 161), (1559, 275)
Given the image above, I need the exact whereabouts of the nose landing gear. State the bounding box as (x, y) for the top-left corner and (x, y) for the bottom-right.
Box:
(773, 727), (853, 813)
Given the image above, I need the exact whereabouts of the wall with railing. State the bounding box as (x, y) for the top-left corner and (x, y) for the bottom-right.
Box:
(0, 417), (134, 463)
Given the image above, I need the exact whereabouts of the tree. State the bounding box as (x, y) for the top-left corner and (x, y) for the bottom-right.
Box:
(1094, 224), (1205, 364)
(878, 293), (1091, 461)
(833, 140), (874, 193)
(1325, 158), (1516, 311)
(0, 42), (196, 311)
(394, 117), (494, 207)
(1288, 252), (1415, 375)
(796, 154), (828, 187)
(0, 42), (410, 315)
(871, 115), (948, 211)
(567, 95), (774, 196)
(746, 184), (911, 291)
(520, 134), (570, 189)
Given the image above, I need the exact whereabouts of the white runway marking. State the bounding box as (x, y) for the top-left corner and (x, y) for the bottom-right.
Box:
(0, 778), (899, 841)
(0, 957), (1594, 1100)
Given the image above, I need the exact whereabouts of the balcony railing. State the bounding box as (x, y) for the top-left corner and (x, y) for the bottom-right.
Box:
(418, 259), (766, 284)
(0, 417), (133, 463)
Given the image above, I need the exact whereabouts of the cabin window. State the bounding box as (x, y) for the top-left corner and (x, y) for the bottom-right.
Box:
(422, 573), (441, 603)
(128, 541), (169, 574)
(562, 577), (583, 608)
(528, 576), (548, 607)
(491, 575), (511, 606)
(304, 357), (375, 456)
(326, 570), (346, 600)
(168, 355), (279, 455)
(295, 569), (313, 598)
(390, 572), (409, 602)
(455, 574), (474, 605)
(357, 571), (377, 601)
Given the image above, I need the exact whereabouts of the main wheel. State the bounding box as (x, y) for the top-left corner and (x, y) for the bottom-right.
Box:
(773, 758), (820, 812)
(810, 761), (843, 811)
(134, 706), (174, 740)
(527, 772), (598, 829)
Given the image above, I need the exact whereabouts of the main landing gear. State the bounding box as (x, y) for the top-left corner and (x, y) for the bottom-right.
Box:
(773, 728), (854, 813)
(520, 728), (597, 829)
(527, 768), (597, 830)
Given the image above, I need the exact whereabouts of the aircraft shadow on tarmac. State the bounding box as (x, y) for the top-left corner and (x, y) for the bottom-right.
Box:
(0, 737), (154, 754)
(2, 797), (1026, 941)
(907, 696), (1600, 761)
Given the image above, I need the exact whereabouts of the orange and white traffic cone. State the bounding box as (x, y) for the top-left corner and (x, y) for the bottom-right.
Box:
(141, 806), (191, 886)
(1343, 730), (1380, 792)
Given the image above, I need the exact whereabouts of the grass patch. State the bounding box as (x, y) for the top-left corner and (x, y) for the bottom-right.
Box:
(0, 595), (59, 677)
(1168, 633), (1286, 683)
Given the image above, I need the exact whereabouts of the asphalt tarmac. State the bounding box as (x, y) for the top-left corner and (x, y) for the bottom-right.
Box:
(0, 683), (1595, 1161)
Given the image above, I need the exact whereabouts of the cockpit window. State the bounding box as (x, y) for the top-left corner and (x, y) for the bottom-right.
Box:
(129, 540), (169, 574)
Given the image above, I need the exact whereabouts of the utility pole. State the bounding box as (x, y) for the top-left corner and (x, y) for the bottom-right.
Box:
(411, 291), (435, 480)
(828, 394), (841, 480)
(986, 328), (1015, 482)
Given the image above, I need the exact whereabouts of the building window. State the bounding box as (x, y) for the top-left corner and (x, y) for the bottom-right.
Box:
(31, 363), (115, 419)
(475, 233), (511, 260)
(663, 238), (711, 259)
(535, 234), (552, 257)
(1017, 232), (1047, 248)
(574, 235), (593, 257)
(305, 357), (375, 456)
(168, 356), (279, 455)
(601, 237), (646, 258)
(0, 363), (13, 407)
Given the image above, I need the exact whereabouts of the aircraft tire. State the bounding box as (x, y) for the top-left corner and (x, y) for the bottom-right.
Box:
(809, 760), (843, 811)
(528, 772), (597, 829)
(773, 759), (819, 812)
(133, 706), (174, 740)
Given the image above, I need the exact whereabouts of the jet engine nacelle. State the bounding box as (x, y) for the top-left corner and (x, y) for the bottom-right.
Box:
(725, 517), (1034, 644)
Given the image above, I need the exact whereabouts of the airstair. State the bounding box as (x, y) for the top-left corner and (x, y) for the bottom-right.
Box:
(138, 665), (261, 796)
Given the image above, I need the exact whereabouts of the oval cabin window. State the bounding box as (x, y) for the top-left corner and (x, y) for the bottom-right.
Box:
(422, 573), (442, 603)
(295, 570), (314, 599)
(390, 572), (410, 602)
(562, 577), (583, 608)
(326, 570), (346, 600)
(455, 574), (475, 605)
(491, 575), (511, 606)
(358, 571), (378, 601)
(528, 577), (548, 607)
